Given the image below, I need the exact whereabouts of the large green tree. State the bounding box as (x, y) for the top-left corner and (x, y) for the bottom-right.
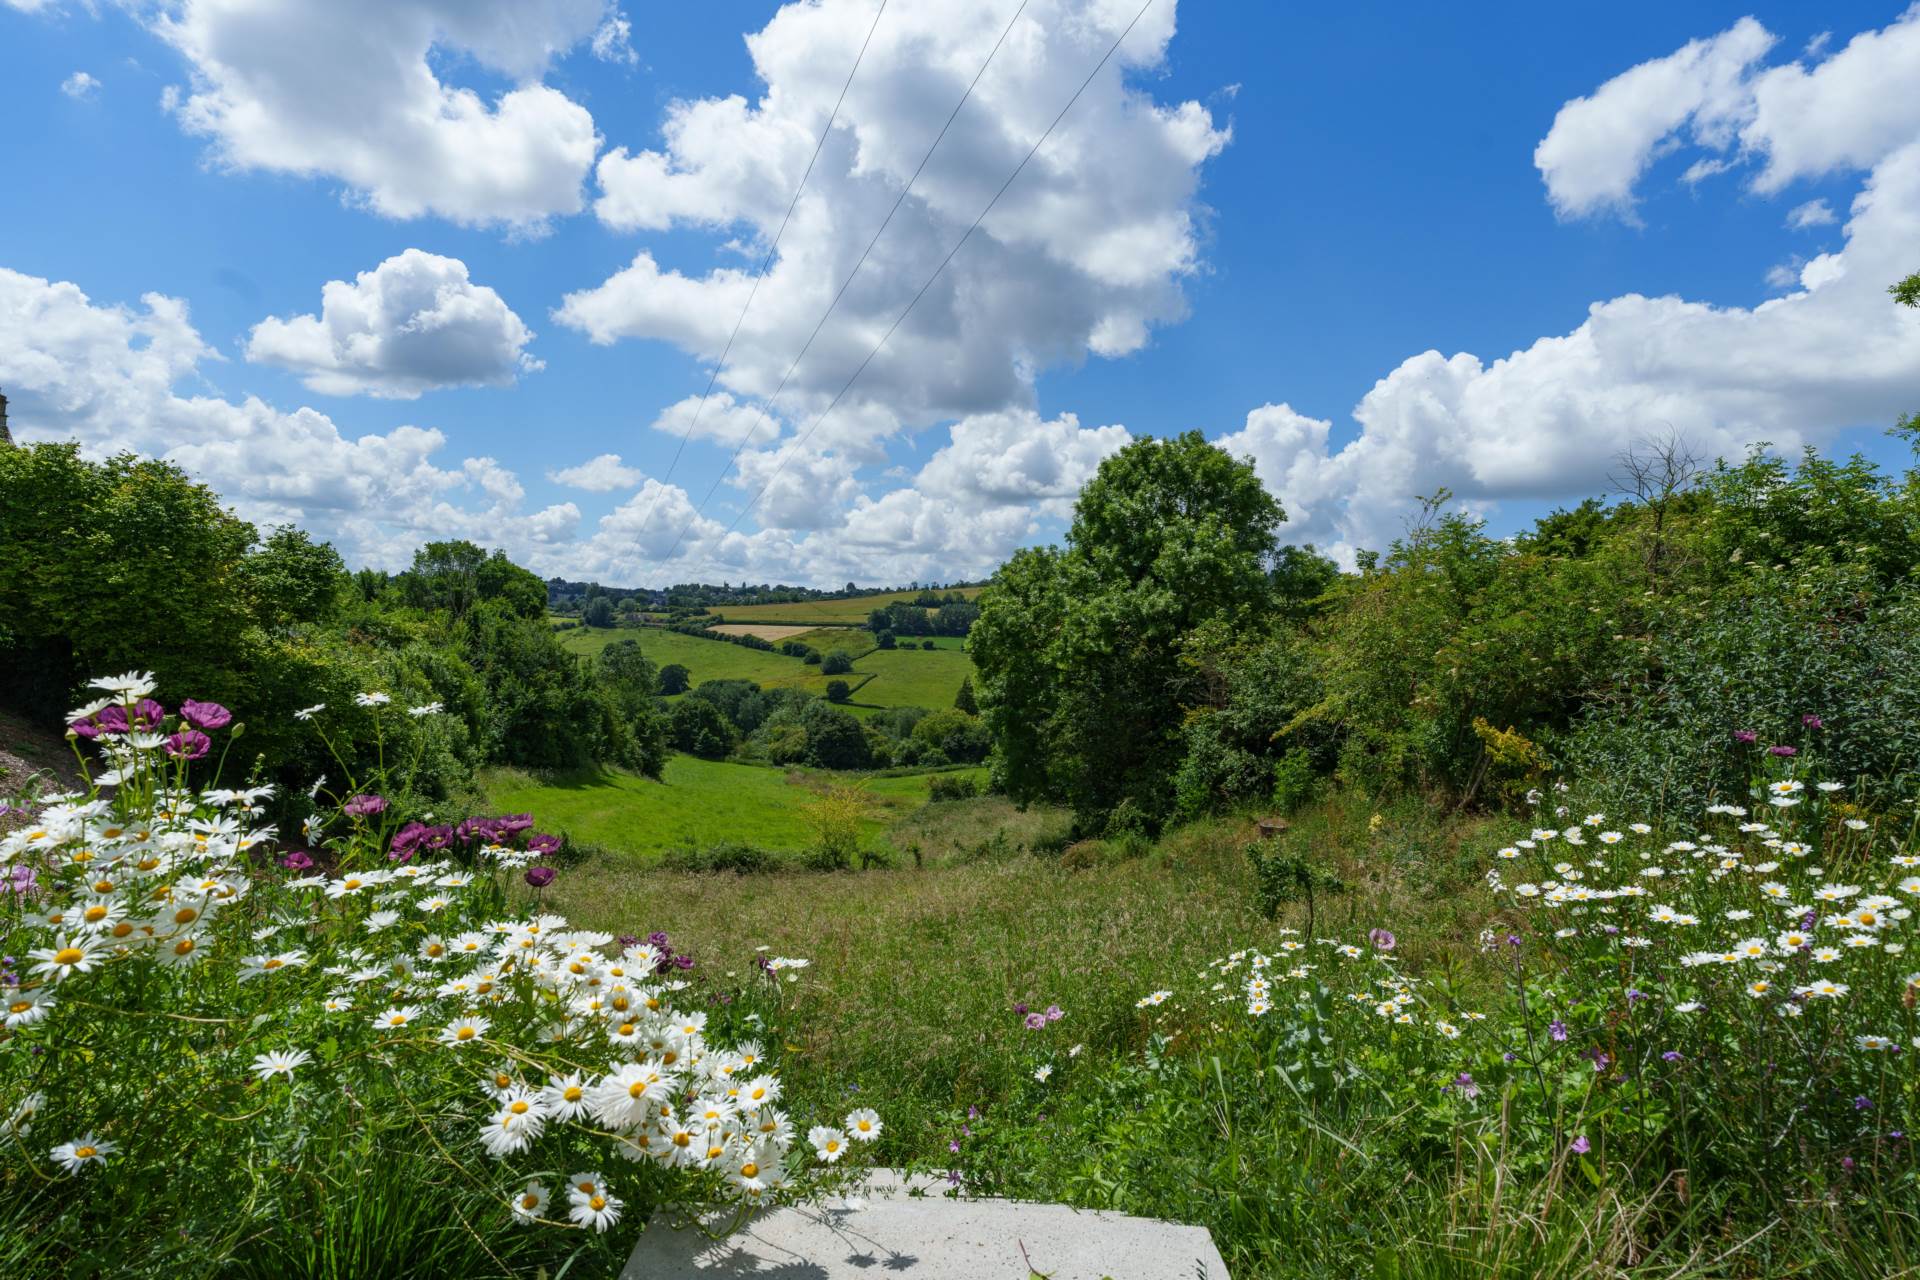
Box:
(971, 431), (1283, 830)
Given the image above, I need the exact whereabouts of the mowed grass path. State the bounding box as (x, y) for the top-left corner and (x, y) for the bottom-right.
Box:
(554, 624), (974, 714)
(709, 585), (982, 627)
(481, 755), (987, 858)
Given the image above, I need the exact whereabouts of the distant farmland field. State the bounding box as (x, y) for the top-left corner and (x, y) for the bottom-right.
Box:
(553, 623), (973, 710)
(708, 623), (817, 641)
(709, 585), (982, 626)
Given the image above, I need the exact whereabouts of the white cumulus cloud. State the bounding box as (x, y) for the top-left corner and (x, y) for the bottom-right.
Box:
(1235, 9), (1920, 564)
(60, 71), (100, 99)
(245, 250), (540, 399)
(151, 0), (611, 229)
(1786, 198), (1837, 229)
(0, 265), (573, 570)
(548, 453), (644, 492)
(555, 0), (1227, 444)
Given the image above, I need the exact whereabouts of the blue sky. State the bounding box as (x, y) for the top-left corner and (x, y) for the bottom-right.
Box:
(4, 1), (1917, 586)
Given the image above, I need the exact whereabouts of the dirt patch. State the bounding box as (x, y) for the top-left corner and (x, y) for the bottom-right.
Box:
(709, 624), (821, 641)
(0, 706), (86, 826)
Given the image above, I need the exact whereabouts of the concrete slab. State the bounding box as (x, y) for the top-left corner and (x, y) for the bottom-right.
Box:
(622, 1169), (1230, 1279)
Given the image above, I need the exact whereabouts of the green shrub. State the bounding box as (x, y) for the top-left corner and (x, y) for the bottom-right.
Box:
(661, 841), (789, 874)
(927, 773), (979, 802)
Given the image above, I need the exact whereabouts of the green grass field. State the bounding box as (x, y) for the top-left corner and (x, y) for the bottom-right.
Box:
(555, 625), (842, 695)
(839, 645), (975, 710)
(553, 623), (973, 712)
(480, 755), (987, 859)
(708, 585), (982, 627)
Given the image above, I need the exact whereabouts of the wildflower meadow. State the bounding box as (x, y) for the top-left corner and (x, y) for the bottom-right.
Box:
(0, 674), (876, 1277)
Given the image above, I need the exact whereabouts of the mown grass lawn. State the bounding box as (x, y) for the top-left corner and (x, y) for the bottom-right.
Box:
(480, 754), (987, 859)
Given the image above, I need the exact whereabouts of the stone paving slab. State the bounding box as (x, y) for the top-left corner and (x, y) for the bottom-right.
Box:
(622, 1169), (1230, 1279)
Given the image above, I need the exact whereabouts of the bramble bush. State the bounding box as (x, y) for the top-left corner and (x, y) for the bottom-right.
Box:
(0, 673), (877, 1278)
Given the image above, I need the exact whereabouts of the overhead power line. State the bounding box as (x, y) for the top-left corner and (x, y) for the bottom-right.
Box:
(626, 0), (890, 544)
(716, 0), (1158, 542)
(658, 0), (1035, 568)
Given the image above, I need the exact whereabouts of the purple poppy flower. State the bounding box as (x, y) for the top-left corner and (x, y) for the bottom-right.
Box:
(1570, 1135), (1590, 1155)
(1733, 729), (1758, 744)
(129, 699), (166, 731)
(1801, 714), (1824, 729)
(164, 730), (212, 761)
(500, 813), (535, 834)
(1369, 928), (1396, 952)
(423, 825), (454, 851)
(525, 865), (557, 889)
(1014, 1002), (1029, 1016)
(343, 794), (388, 819)
(1045, 1004), (1064, 1022)
(5, 865), (37, 896)
(527, 833), (562, 856)
(1024, 1013), (1047, 1030)
(180, 699), (232, 730)
(1768, 745), (1797, 757)
(72, 705), (130, 739)
(281, 850), (315, 871)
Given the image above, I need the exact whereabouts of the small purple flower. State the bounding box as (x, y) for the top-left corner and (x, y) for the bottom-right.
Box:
(967, 1106), (980, 1121)
(1045, 1004), (1064, 1022)
(525, 865), (557, 889)
(1505, 933), (1522, 948)
(945, 1170), (962, 1186)
(1450, 1072), (1480, 1100)
(1662, 1050), (1682, 1062)
(1733, 729), (1758, 744)
(5, 865), (37, 896)
(1548, 1020), (1568, 1042)
(180, 699), (232, 730)
(1014, 1002), (1028, 1016)
(1625, 988), (1649, 1004)
(1841, 1156), (1856, 1173)
(948, 1140), (961, 1153)
(343, 794), (388, 819)
(1570, 1135), (1591, 1156)
(1854, 1096), (1872, 1111)
(1369, 929), (1396, 952)
(1801, 714), (1824, 729)
(280, 850), (315, 871)
(1768, 745), (1797, 757)
(1024, 1013), (1047, 1030)
(164, 729), (212, 761)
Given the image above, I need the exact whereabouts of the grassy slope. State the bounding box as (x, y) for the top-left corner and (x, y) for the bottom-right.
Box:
(480, 755), (988, 859)
(525, 790), (1508, 1278)
(709, 585), (982, 626)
